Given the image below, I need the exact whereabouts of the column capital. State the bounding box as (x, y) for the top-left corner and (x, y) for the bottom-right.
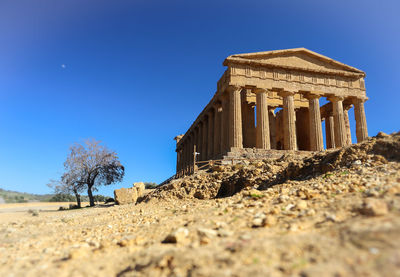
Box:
(174, 134), (184, 143)
(301, 91), (324, 100)
(277, 90), (296, 97)
(227, 85), (242, 93)
(350, 96), (368, 104)
(213, 100), (222, 109)
(328, 95), (345, 102)
(252, 87), (268, 94)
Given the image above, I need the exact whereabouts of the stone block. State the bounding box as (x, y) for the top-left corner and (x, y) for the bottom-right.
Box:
(114, 187), (138, 205)
(133, 182), (145, 197)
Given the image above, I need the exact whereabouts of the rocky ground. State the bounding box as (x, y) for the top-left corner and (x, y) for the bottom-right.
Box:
(1, 133), (400, 277)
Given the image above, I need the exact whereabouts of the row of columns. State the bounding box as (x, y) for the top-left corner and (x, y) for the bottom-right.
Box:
(176, 85), (368, 176)
(324, 97), (368, 149)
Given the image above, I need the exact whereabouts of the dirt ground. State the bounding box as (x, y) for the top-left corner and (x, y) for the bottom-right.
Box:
(1, 134), (400, 277)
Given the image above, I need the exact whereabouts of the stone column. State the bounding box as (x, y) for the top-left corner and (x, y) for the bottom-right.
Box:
(194, 127), (199, 165)
(268, 107), (277, 149)
(207, 110), (214, 160)
(202, 117), (208, 161)
(353, 97), (368, 142)
(177, 150), (182, 175)
(197, 123), (203, 161)
(329, 96), (347, 148)
(221, 94), (229, 154)
(189, 135), (194, 174)
(343, 104), (352, 145)
(228, 86), (243, 149)
(182, 142), (186, 175)
(186, 141), (191, 174)
(306, 93), (324, 151)
(175, 149), (180, 176)
(185, 138), (190, 174)
(180, 144), (184, 175)
(174, 135), (183, 175)
(241, 88), (256, 148)
(279, 91), (297, 150)
(213, 103), (222, 156)
(325, 115), (335, 149)
(180, 149), (184, 176)
(186, 139), (190, 174)
(254, 88), (270, 149)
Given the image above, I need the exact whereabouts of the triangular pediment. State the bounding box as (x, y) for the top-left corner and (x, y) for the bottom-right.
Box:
(224, 48), (365, 76)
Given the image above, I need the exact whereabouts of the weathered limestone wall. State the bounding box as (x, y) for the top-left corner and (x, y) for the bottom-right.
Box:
(222, 148), (312, 163)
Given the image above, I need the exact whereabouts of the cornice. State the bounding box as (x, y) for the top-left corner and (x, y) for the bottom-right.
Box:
(225, 57), (365, 78)
(223, 48), (365, 76)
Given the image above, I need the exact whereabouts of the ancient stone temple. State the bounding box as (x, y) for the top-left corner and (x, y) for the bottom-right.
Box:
(175, 48), (368, 176)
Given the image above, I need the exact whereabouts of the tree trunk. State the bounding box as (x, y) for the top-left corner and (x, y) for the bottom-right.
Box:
(87, 186), (95, 207)
(74, 192), (81, 208)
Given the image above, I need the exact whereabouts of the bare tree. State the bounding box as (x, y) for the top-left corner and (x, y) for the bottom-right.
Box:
(64, 139), (124, 206)
(47, 172), (84, 207)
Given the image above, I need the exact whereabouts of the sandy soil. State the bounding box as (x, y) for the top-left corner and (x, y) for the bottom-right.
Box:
(0, 202), (90, 222)
(1, 134), (400, 277)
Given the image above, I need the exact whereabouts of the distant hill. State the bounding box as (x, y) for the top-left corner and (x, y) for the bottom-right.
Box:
(0, 188), (54, 203)
(0, 188), (109, 203)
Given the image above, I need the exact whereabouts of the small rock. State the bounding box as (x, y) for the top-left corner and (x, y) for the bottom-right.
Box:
(364, 189), (380, 197)
(252, 218), (265, 228)
(254, 212), (266, 219)
(360, 199), (388, 216)
(197, 228), (217, 239)
(352, 160), (362, 166)
(68, 247), (88, 260)
(215, 221), (228, 229)
(306, 209), (316, 216)
(325, 214), (336, 222)
(278, 195), (289, 203)
(369, 247), (380, 255)
(239, 234), (252, 241)
(162, 227), (189, 244)
(265, 215), (277, 226)
(218, 229), (233, 237)
(288, 223), (299, 232)
(268, 207), (280, 215)
(386, 185), (400, 195)
(284, 204), (295, 211)
(296, 200), (308, 210)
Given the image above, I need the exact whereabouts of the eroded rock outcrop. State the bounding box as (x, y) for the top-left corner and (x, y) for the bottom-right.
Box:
(145, 132), (400, 200)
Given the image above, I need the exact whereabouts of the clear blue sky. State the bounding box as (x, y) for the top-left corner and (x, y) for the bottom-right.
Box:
(0, 0), (399, 196)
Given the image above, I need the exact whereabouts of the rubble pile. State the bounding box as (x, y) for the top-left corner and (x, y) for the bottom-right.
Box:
(146, 132), (400, 200)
